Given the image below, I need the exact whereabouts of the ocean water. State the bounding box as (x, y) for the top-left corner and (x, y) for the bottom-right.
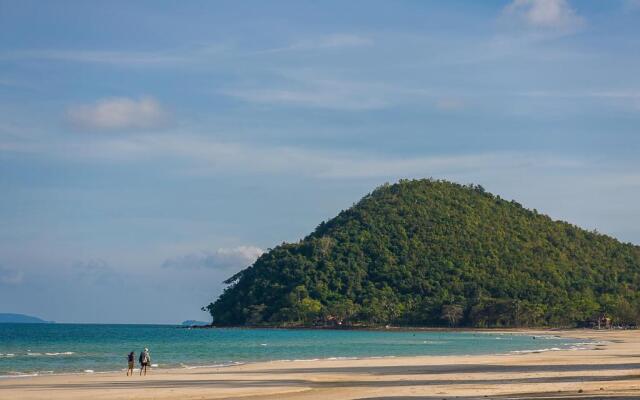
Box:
(0, 324), (591, 376)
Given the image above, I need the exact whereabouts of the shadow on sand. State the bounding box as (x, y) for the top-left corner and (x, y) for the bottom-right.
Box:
(3, 373), (639, 391)
(354, 395), (640, 400)
(357, 393), (640, 400)
(211, 363), (640, 376)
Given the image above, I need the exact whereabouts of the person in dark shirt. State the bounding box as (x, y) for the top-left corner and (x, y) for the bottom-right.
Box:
(126, 352), (135, 376)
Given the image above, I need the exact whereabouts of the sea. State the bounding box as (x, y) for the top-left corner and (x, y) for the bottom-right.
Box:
(0, 324), (594, 377)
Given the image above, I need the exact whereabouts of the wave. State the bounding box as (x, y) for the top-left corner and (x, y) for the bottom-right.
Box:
(23, 351), (75, 357)
(180, 361), (244, 369)
(529, 335), (563, 340)
(510, 347), (563, 354)
(0, 371), (54, 379)
(0, 373), (39, 378)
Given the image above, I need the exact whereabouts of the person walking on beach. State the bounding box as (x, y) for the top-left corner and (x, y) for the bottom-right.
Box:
(126, 351), (135, 376)
(139, 348), (151, 376)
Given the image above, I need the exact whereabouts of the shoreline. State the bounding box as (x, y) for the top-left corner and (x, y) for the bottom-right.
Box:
(2, 328), (638, 399)
(187, 323), (604, 331)
(0, 328), (594, 379)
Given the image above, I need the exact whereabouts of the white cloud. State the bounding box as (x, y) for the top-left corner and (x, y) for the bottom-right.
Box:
(67, 97), (168, 131)
(0, 265), (23, 285)
(162, 246), (264, 270)
(502, 0), (585, 32)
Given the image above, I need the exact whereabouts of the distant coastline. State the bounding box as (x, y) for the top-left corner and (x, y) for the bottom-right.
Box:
(180, 320), (210, 327)
(0, 313), (52, 324)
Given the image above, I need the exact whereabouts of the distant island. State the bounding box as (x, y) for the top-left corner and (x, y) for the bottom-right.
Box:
(204, 179), (640, 328)
(181, 320), (210, 327)
(0, 313), (52, 323)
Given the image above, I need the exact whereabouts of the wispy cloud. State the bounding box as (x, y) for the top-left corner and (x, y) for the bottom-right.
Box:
(256, 33), (373, 54)
(518, 90), (640, 98)
(2, 35), (366, 67)
(72, 259), (123, 285)
(162, 246), (264, 270)
(0, 117), (586, 179)
(309, 34), (373, 48)
(67, 96), (169, 131)
(0, 43), (232, 68)
(502, 0), (585, 33)
(222, 84), (388, 110)
(47, 133), (585, 179)
(516, 89), (640, 111)
(0, 49), (187, 67)
(435, 98), (466, 111)
(221, 70), (409, 110)
(308, 151), (582, 179)
(623, 0), (640, 11)
(0, 78), (19, 87)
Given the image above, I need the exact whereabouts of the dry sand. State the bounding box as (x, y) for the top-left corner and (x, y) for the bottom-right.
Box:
(1, 329), (640, 400)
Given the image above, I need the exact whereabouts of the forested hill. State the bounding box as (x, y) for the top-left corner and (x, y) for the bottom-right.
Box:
(205, 179), (640, 328)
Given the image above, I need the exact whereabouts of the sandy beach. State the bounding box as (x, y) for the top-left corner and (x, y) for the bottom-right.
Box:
(1, 329), (639, 400)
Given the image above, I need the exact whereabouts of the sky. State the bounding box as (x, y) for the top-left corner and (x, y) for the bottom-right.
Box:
(0, 0), (639, 324)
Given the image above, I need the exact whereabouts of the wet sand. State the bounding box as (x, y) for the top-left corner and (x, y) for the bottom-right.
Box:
(1, 329), (639, 400)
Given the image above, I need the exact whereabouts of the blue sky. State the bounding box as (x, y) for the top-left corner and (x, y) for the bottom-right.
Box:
(1, 0), (639, 323)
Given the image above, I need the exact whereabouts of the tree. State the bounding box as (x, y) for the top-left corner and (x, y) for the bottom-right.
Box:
(441, 304), (464, 327)
(245, 304), (267, 325)
(299, 298), (322, 324)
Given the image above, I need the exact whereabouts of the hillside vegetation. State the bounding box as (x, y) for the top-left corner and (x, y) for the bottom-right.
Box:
(205, 179), (640, 328)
